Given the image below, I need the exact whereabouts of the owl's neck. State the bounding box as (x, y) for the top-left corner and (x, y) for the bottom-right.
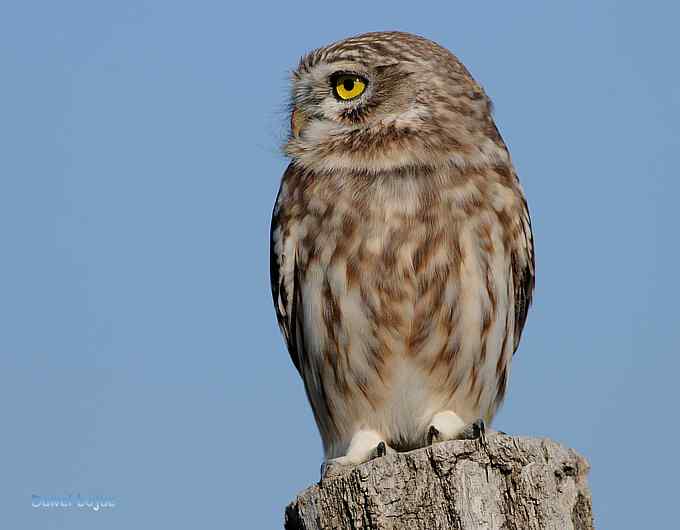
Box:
(290, 145), (509, 178)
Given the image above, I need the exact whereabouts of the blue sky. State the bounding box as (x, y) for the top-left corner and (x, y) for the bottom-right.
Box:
(1, 1), (678, 528)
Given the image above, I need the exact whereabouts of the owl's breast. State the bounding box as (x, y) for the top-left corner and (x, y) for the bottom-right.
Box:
(280, 170), (519, 449)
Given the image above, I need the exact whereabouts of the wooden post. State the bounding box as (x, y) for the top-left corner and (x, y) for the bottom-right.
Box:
(285, 434), (593, 530)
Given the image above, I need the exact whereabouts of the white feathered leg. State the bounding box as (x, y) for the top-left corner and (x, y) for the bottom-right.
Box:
(321, 429), (394, 479)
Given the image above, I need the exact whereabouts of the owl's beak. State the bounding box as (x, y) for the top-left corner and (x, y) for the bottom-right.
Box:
(291, 107), (307, 138)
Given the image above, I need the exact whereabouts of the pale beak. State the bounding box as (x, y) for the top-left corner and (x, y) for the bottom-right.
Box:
(291, 107), (308, 138)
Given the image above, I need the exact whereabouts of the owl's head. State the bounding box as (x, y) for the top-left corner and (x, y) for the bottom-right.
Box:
(285, 31), (509, 174)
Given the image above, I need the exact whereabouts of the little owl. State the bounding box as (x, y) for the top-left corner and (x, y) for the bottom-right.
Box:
(270, 31), (534, 473)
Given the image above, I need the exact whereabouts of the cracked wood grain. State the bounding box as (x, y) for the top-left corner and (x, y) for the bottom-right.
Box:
(284, 434), (593, 530)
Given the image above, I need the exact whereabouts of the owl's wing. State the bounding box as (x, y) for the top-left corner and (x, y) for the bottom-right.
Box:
(270, 183), (304, 374)
(511, 198), (535, 353)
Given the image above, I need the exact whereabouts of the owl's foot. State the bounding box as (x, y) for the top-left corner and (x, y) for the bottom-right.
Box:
(426, 410), (466, 445)
(427, 412), (488, 446)
(320, 429), (394, 480)
(457, 418), (487, 444)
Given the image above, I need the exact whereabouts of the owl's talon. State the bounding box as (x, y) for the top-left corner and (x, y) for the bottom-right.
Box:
(376, 441), (386, 457)
(427, 425), (440, 446)
(369, 440), (394, 460)
(458, 418), (487, 446)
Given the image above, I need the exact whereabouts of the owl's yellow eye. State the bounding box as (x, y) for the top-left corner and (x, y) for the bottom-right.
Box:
(333, 74), (367, 101)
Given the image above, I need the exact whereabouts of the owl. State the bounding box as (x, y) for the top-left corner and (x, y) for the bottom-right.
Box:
(270, 32), (534, 472)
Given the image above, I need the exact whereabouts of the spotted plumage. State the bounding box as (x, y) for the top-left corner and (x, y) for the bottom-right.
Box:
(270, 32), (534, 465)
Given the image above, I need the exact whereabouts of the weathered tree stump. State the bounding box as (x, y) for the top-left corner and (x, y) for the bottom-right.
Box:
(285, 434), (593, 530)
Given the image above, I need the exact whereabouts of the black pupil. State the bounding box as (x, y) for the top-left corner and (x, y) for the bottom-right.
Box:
(342, 78), (355, 92)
